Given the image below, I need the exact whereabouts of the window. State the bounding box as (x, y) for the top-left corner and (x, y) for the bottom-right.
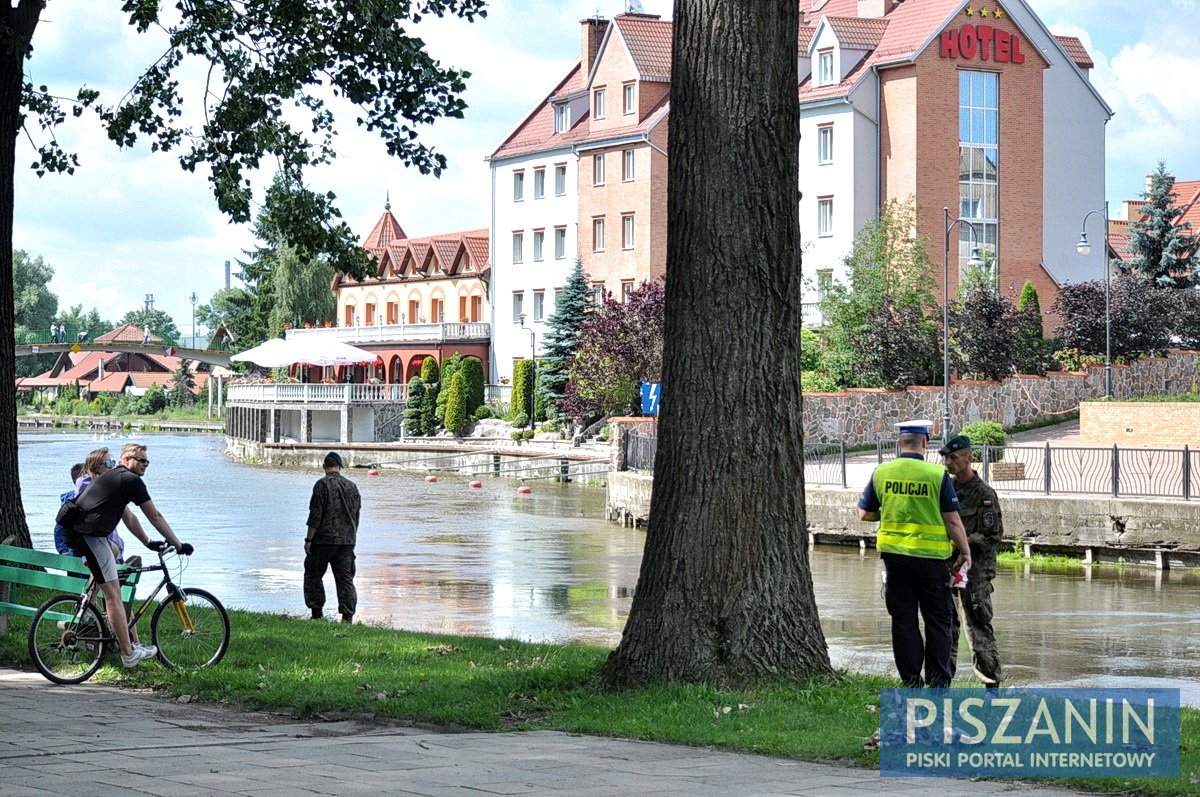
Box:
(959, 70), (1000, 275)
(365, 303), (375, 325)
(533, 290), (545, 322)
(592, 217), (605, 252)
(817, 125), (833, 164)
(512, 170), (524, 202)
(622, 213), (635, 249)
(817, 197), (833, 237)
(458, 296), (468, 323)
(408, 299), (420, 323)
(344, 305), (355, 326)
(554, 164), (566, 196)
(621, 280), (634, 304)
(387, 302), (398, 324)
(593, 87), (606, 119)
(593, 153), (605, 186)
(591, 282), (606, 304)
(512, 231), (524, 264)
(533, 168), (545, 199)
(431, 298), (444, 323)
(532, 229), (545, 261)
(512, 291), (524, 323)
(817, 49), (834, 85)
(817, 269), (834, 297)
(622, 82), (635, 114)
(554, 103), (571, 133)
(622, 148), (635, 181)
(470, 295), (482, 322)
(554, 226), (567, 260)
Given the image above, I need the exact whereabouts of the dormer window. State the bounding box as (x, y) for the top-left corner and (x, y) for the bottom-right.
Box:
(554, 103), (571, 133)
(817, 49), (834, 85)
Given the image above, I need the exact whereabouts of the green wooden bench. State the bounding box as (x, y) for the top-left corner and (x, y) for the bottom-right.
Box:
(0, 543), (141, 636)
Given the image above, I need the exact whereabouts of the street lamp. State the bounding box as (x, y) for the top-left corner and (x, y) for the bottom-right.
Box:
(189, 291), (198, 349)
(1076, 201), (1112, 399)
(518, 312), (536, 429)
(943, 207), (986, 439)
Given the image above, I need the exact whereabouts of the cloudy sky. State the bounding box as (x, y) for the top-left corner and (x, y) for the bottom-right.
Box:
(13, 0), (1199, 334)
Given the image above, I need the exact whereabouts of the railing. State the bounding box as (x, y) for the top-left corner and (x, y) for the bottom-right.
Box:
(801, 302), (826, 328)
(228, 383), (409, 404)
(624, 429), (657, 471)
(285, 322), (490, 344)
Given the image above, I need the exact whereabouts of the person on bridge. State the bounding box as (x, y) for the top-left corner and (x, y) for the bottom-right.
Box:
(67, 443), (192, 668)
(49, 321), (58, 343)
(303, 451), (361, 623)
(940, 434), (1004, 687)
(857, 420), (971, 688)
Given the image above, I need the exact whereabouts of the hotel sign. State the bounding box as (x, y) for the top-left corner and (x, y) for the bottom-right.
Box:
(939, 24), (1026, 63)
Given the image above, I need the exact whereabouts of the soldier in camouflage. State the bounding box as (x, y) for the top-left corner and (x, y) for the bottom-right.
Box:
(939, 434), (1003, 686)
(303, 451), (362, 623)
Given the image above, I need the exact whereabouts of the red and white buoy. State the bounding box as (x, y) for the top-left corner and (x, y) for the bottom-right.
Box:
(425, 475), (438, 483)
(469, 480), (483, 489)
(367, 468), (380, 476)
(516, 485), (532, 494)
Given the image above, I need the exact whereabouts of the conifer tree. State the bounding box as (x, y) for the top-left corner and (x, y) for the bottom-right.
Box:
(403, 377), (426, 436)
(436, 353), (462, 422)
(511, 359), (535, 424)
(444, 371), (468, 435)
(1014, 281), (1046, 375)
(1126, 162), (1200, 287)
(170, 361), (195, 406)
(462, 357), (485, 414)
(536, 257), (592, 421)
(419, 356), (441, 433)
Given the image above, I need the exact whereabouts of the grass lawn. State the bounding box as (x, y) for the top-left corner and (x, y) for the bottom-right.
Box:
(0, 593), (1195, 795)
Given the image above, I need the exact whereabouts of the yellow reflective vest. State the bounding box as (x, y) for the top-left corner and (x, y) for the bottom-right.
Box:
(872, 457), (954, 559)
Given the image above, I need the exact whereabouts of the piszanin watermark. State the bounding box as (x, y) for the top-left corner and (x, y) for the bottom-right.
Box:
(879, 688), (1180, 778)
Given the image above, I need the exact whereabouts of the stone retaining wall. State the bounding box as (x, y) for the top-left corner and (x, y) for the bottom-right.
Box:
(803, 350), (1200, 445)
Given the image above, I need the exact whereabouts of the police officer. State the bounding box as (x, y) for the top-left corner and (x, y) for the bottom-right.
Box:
(857, 420), (971, 688)
(940, 434), (1003, 686)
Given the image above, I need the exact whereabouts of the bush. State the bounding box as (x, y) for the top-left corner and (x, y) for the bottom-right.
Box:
(801, 371), (839, 393)
(90, 393), (117, 415)
(462, 357), (485, 415)
(510, 412), (528, 429)
(510, 430), (524, 442)
(436, 354), (462, 422)
(444, 371), (468, 435)
(471, 405), (494, 421)
(960, 421), (1007, 463)
(522, 429), (535, 440)
(511, 359), (535, 421)
(800, 328), (823, 372)
(403, 377), (426, 435)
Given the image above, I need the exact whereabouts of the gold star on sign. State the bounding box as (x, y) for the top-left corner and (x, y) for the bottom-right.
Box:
(994, 8), (1005, 18)
(980, 7), (991, 16)
(965, 5), (975, 14)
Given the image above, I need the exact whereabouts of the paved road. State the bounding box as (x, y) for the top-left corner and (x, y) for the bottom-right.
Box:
(0, 668), (1086, 796)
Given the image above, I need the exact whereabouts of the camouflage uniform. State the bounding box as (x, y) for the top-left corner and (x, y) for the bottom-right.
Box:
(303, 471), (362, 619)
(950, 470), (1003, 685)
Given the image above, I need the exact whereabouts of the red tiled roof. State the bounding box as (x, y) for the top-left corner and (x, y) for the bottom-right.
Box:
(126, 373), (171, 390)
(491, 65), (590, 161)
(798, 24), (815, 52)
(614, 14), (673, 82)
(826, 16), (889, 49)
(1172, 180), (1200, 234)
(1054, 35), (1094, 70)
(362, 208), (406, 255)
(463, 236), (490, 270)
(432, 239), (460, 271)
(97, 323), (159, 343)
(88, 372), (132, 394)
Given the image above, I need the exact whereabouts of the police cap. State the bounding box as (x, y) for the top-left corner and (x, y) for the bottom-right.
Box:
(895, 419), (934, 437)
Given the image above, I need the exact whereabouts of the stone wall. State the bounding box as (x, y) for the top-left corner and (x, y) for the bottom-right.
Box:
(802, 350), (1200, 445)
(1081, 401), (1200, 447)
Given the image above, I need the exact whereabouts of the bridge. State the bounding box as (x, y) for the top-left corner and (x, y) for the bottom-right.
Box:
(14, 341), (233, 369)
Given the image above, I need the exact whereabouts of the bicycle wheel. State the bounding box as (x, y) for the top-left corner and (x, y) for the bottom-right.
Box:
(28, 594), (107, 684)
(151, 587), (230, 671)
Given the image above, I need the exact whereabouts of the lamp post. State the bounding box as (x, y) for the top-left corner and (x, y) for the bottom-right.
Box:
(942, 207), (985, 440)
(518, 312), (536, 429)
(189, 291), (198, 349)
(1076, 201), (1112, 399)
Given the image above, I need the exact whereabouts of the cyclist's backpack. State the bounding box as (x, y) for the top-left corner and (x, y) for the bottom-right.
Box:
(55, 497), (84, 530)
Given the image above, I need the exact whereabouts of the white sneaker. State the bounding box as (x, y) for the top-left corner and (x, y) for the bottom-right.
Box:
(121, 645), (156, 668)
(135, 643), (158, 657)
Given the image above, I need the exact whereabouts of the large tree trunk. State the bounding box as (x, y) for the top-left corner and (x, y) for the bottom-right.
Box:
(600, 0), (832, 685)
(0, 3), (43, 548)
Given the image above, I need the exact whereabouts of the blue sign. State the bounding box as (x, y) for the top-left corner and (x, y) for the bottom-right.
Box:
(879, 688), (1180, 778)
(640, 383), (662, 415)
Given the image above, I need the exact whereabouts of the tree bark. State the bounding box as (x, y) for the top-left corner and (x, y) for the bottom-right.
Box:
(0, 2), (44, 548)
(600, 0), (832, 685)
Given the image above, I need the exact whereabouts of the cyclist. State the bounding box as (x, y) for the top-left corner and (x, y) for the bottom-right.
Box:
(66, 443), (193, 668)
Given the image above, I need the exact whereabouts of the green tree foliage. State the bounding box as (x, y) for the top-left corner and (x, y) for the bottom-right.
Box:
(436, 353), (463, 422)
(196, 286), (260, 348)
(266, 242), (337, 334)
(537, 257), (592, 421)
(947, 275), (1018, 381)
(960, 420), (1007, 462)
(419, 357), (440, 433)
(511, 359), (535, 423)
(461, 357), (485, 415)
(139, 384), (168, 415)
(819, 199), (939, 387)
(56, 305), (115, 344)
(12, 250), (58, 377)
(1014, 281), (1046, 375)
(0, 1), (485, 547)
(1051, 275), (1175, 359)
(170, 361), (195, 406)
(1124, 162), (1200, 287)
(532, 368), (548, 422)
(119, 308), (181, 344)
(403, 377), (426, 436)
(799, 328), (822, 372)
(444, 370), (468, 435)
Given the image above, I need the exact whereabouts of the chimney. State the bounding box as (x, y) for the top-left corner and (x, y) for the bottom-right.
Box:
(581, 16), (607, 77)
(857, 0), (898, 18)
(1147, 172), (1174, 194)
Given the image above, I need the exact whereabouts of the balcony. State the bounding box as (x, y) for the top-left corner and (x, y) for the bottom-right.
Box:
(228, 382), (512, 406)
(285, 322), (489, 345)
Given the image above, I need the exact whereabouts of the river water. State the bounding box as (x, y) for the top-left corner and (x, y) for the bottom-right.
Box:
(17, 432), (1200, 703)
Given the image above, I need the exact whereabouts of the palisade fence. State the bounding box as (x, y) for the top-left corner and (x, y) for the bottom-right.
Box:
(625, 433), (1200, 500)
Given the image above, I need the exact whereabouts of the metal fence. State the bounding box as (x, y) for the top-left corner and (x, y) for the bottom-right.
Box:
(624, 429), (657, 471)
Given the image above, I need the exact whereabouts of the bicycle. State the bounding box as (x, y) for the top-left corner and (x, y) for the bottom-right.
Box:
(27, 545), (230, 684)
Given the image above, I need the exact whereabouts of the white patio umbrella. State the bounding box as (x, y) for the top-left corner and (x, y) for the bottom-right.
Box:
(296, 339), (378, 367)
(229, 338), (299, 368)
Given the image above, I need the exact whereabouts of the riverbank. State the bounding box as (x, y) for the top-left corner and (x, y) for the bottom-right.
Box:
(17, 413), (223, 434)
(0, 604), (1194, 796)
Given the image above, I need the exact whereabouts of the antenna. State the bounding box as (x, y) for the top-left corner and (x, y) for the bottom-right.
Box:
(627, 0), (645, 13)
(385, 190), (391, 211)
